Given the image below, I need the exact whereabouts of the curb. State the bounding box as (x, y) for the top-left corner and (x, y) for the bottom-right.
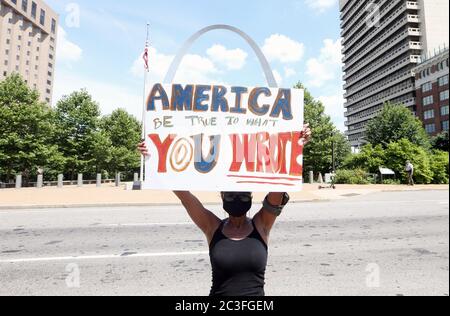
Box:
(0, 198), (329, 211)
(0, 187), (447, 210)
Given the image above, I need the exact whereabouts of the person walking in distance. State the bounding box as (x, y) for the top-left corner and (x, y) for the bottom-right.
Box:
(405, 160), (415, 186)
(138, 125), (312, 296)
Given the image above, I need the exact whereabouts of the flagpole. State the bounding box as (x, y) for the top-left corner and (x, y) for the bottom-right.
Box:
(140, 23), (150, 184)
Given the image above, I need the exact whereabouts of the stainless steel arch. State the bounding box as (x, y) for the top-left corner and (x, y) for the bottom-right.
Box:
(163, 24), (278, 88)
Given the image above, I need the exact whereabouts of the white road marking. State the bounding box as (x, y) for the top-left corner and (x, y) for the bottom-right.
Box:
(101, 222), (194, 227)
(0, 251), (209, 264)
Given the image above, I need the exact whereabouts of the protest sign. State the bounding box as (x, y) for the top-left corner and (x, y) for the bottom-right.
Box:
(143, 83), (304, 192)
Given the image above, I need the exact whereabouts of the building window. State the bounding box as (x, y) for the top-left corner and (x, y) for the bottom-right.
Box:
(439, 75), (449, 87)
(423, 95), (434, 106)
(441, 105), (450, 116)
(424, 109), (435, 120)
(440, 90), (449, 101)
(40, 9), (45, 26)
(31, 2), (37, 19)
(425, 123), (436, 134)
(22, 0), (28, 12)
(51, 19), (56, 34)
(442, 121), (449, 131)
(422, 82), (433, 93)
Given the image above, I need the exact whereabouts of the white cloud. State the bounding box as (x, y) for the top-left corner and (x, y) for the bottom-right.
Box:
(206, 45), (248, 70)
(306, 38), (343, 88)
(56, 27), (82, 63)
(318, 92), (346, 132)
(305, 0), (338, 13)
(131, 47), (221, 84)
(284, 67), (297, 78)
(262, 34), (305, 63)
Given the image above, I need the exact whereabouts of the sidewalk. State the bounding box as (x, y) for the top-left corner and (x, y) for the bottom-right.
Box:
(0, 183), (447, 209)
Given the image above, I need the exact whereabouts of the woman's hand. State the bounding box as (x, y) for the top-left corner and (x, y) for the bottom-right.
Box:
(137, 141), (150, 157)
(300, 124), (312, 146)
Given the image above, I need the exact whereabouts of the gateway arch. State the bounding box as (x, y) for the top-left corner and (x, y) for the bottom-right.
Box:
(164, 24), (278, 88)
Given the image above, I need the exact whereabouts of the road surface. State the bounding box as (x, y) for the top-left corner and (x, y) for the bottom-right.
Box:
(0, 190), (448, 296)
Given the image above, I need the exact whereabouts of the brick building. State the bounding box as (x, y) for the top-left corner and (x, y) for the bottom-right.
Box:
(414, 48), (449, 136)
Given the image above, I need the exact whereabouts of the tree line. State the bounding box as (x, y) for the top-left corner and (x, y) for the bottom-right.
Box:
(0, 74), (141, 183)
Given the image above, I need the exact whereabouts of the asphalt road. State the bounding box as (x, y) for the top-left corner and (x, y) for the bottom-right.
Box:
(0, 190), (448, 296)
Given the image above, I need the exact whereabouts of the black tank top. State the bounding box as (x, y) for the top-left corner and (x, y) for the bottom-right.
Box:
(209, 219), (268, 297)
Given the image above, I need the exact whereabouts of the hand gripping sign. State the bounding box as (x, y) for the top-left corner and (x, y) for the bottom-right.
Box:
(143, 26), (304, 192)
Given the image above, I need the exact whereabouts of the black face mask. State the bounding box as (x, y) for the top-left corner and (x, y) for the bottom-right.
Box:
(222, 192), (253, 217)
(223, 200), (252, 217)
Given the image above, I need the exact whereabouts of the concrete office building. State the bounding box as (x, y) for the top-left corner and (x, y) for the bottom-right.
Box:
(340, 0), (449, 147)
(414, 48), (449, 136)
(0, 0), (58, 104)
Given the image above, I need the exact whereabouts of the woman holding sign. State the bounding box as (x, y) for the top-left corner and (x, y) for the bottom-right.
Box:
(138, 124), (311, 296)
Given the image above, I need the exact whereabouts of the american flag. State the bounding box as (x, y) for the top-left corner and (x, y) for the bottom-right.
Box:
(143, 44), (149, 72)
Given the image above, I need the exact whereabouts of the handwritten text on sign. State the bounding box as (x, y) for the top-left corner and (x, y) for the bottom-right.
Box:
(143, 84), (304, 192)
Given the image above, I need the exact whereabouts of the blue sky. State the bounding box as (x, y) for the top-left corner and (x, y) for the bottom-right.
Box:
(47, 0), (345, 130)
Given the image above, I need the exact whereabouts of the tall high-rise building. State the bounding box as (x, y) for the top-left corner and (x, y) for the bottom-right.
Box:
(340, 0), (449, 147)
(0, 0), (58, 104)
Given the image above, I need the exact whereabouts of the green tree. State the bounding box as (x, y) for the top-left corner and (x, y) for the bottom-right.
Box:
(88, 131), (112, 175)
(101, 109), (141, 178)
(431, 131), (449, 152)
(342, 143), (385, 174)
(384, 139), (433, 184)
(0, 74), (64, 182)
(294, 83), (351, 176)
(430, 150), (449, 184)
(366, 103), (430, 149)
(54, 90), (104, 179)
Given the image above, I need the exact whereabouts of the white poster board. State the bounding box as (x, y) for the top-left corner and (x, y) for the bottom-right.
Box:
(143, 83), (304, 192)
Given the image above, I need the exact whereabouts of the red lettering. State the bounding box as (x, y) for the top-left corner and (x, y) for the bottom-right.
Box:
(289, 131), (303, 176)
(256, 132), (270, 173)
(149, 134), (176, 173)
(229, 134), (257, 172)
(272, 132), (291, 174)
